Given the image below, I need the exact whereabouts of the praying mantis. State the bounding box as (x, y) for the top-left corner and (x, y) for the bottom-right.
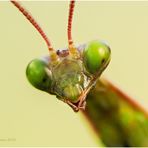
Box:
(1, 0), (148, 146)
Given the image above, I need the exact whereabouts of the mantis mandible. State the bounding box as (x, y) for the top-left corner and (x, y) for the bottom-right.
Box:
(9, 0), (148, 146)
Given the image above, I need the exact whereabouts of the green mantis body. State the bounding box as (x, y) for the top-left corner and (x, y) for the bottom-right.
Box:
(84, 79), (148, 146)
(26, 43), (148, 146)
(9, 1), (148, 147)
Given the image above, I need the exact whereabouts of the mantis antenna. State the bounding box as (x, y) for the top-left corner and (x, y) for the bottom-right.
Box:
(10, 0), (58, 61)
(67, 0), (75, 46)
(11, 1), (78, 59)
(67, 0), (79, 57)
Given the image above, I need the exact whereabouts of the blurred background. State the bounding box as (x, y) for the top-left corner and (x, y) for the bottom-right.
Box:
(0, 1), (148, 146)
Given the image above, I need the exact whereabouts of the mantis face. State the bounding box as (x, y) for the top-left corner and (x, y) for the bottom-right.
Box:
(26, 40), (111, 111)
(11, 1), (111, 111)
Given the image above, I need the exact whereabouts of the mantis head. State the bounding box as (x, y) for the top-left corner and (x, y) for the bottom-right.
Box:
(11, 1), (111, 111)
(26, 40), (111, 111)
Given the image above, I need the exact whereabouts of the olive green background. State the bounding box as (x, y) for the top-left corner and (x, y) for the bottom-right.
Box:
(0, 1), (148, 146)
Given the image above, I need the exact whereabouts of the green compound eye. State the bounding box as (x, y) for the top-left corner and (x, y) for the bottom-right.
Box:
(26, 58), (52, 92)
(83, 40), (111, 74)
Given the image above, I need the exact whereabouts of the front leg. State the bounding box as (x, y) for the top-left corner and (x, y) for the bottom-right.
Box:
(78, 85), (92, 109)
